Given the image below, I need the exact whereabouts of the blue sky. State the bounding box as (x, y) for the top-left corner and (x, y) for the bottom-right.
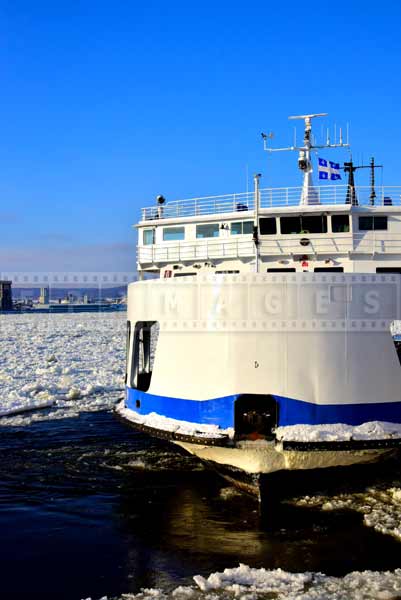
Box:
(1, 0), (400, 271)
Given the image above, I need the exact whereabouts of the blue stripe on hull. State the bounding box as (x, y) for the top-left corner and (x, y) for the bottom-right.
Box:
(126, 387), (401, 428)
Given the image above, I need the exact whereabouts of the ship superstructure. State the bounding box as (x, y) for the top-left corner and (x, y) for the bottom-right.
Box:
(117, 114), (401, 497)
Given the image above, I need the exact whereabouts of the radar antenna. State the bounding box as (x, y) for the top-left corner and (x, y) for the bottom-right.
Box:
(262, 113), (350, 205)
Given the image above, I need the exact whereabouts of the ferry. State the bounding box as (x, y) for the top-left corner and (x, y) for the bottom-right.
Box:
(117, 113), (401, 497)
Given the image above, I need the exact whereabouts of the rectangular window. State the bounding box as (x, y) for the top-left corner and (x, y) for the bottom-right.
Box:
(131, 321), (159, 392)
(376, 268), (401, 273)
(280, 216), (301, 234)
(314, 267), (344, 272)
(260, 218), (277, 235)
(332, 215), (350, 233)
(301, 215), (327, 234)
(359, 216), (388, 231)
(231, 221), (254, 235)
(163, 227), (185, 241)
(143, 229), (155, 245)
(280, 215), (327, 235)
(267, 268), (296, 272)
(196, 224), (219, 238)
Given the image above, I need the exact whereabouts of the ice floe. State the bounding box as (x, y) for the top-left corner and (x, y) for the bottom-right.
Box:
(0, 312), (126, 425)
(82, 563), (401, 599)
(292, 484), (401, 542)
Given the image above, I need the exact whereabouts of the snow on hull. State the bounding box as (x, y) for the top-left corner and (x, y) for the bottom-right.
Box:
(116, 401), (233, 440)
(275, 421), (401, 443)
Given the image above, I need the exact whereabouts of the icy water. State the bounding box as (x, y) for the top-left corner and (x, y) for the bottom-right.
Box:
(1, 411), (401, 600)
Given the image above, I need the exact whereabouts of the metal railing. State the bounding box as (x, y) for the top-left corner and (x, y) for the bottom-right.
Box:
(141, 186), (401, 221)
(137, 232), (401, 264)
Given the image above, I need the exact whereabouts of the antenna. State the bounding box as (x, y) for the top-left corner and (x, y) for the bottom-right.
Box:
(288, 113), (328, 120)
(261, 112), (350, 206)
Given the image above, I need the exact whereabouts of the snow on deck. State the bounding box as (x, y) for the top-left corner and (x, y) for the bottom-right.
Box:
(0, 312), (126, 425)
(117, 401), (233, 439)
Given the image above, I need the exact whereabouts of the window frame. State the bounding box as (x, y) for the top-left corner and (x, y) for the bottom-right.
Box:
(259, 217), (277, 235)
(162, 226), (185, 242)
(280, 215), (327, 235)
(143, 229), (155, 245)
(359, 216), (388, 231)
(331, 215), (350, 233)
(196, 223), (220, 239)
(231, 220), (254, 235)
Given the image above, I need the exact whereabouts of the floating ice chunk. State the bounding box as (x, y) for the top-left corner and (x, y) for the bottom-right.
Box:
(87, 564), (401, 599)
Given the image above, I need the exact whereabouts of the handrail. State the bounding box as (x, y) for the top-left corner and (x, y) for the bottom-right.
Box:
(137, 232), (401, 264)
(141, 186), (401, 221)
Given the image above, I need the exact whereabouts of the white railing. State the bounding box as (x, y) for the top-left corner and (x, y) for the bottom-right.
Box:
(137, 232), (401, 264)
(141, 186), (401, 221)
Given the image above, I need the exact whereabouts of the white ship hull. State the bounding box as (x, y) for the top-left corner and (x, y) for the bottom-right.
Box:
(118, 272), (401, 494)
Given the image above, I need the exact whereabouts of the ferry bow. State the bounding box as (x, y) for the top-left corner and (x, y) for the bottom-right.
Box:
(117, 114), (401, 497)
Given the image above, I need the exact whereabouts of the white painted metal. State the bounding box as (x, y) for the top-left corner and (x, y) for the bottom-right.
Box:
(140, 186), (401, 220)
(125, 273), (401, 474)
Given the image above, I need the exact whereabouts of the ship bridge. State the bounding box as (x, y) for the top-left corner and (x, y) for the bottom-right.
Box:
(136, 184), (401, 278)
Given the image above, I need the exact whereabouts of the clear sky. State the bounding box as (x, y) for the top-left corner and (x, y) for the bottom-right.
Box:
(1, 0), (400, 272)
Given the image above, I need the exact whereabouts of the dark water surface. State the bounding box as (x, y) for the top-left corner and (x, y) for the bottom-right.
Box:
(1, 411), (401, 600)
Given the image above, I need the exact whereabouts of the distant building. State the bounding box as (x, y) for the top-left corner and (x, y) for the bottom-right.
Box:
(39, 287), (49, 305)
(0, 281), (12, 311)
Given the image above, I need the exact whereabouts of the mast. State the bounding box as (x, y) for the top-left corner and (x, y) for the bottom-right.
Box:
(290, 114), (321, 205)
(343, 158), (382, 206)
(370, 157), (376, 206)
(344, 160), (358, 206)
(262, 113), (349, 206)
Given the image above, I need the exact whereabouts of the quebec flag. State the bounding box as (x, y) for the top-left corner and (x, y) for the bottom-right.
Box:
(318, 158), (342, 181)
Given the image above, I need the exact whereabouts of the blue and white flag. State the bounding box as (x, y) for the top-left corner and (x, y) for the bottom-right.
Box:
(318, 158), (341, 181)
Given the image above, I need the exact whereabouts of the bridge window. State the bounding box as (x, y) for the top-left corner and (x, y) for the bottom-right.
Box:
(143, 229), (155, 245)
(231, 220), (253, 235)
(163, 227), (185, 241)
(332, 215), (350, 233)
(260, 218), (277, 235)
(280, 215), (327, 235)
(196, 224), (219, 238)
(359, 216), (388, 231)
(131, 321), (159, 392)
